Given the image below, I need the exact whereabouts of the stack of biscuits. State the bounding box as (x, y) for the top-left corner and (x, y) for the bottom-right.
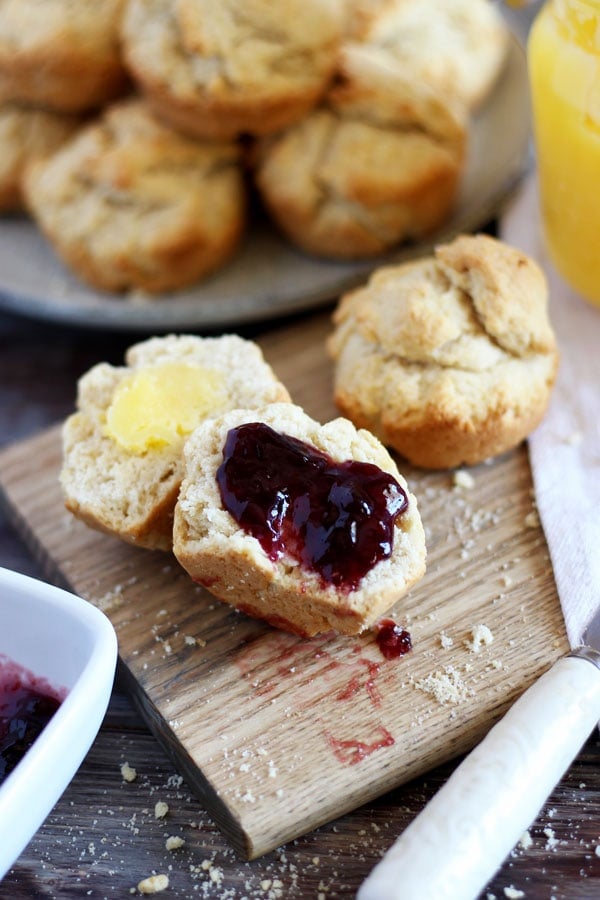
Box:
(0, 0), (509, 295)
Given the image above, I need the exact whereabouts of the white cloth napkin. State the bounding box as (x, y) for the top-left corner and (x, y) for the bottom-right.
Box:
(501, 175), (600, 648)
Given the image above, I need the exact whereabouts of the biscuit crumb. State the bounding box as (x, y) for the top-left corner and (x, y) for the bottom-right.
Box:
(120, 762), (137, 783)
(524, 510), (539, 528)
(519, 830), (533, 850)
(165, 836), (185, 851)
(95, 587), (125, 613)
(137, 873), (169, 894)
(453, 469), (475, 490)
(415, 666), (471, 705)
(503, 887), (525, 899)
(466, 624), (494, 653)
(440, 631), (453, 650)
(154, 801), (169, 819)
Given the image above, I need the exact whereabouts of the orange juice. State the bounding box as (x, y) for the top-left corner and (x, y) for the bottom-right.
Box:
(528, 0), (600, 306)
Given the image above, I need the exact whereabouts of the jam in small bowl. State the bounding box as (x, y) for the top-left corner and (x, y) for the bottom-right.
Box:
(0, 567), (117, 879)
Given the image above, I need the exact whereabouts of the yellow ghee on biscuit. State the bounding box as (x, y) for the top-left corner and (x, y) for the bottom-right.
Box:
(528, 0), (600, 306)
(105, 362), (226, 451)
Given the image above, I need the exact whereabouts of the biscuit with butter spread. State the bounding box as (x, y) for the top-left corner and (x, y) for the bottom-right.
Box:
(60, 335), (290, 550)
(328, 234), (559, 469)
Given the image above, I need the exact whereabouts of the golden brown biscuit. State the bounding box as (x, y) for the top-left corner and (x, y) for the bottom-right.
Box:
(60, 335), (291, 551)
(23, 99), (246, 294)
(328, 234), (559, 469)
(0, 102), (81, 212)
(253, 44), (466, 259)
(173, 402), (426, 636)
(341, 0), (391, 39)
(0, 0), (128, 113)
(357, 0), (509, 111)
(121, 0), (343, 140)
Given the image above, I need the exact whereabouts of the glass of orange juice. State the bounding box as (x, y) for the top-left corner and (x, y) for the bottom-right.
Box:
(528, 0), (600, 307)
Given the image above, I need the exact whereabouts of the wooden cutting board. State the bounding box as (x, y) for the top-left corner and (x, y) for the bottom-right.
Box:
(0, 310), (568, 860)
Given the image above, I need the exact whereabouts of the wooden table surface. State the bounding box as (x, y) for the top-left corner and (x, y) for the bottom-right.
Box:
(1, 306), (599, 900)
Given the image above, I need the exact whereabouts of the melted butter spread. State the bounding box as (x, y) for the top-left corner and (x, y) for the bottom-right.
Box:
(105, 362), (226, 451)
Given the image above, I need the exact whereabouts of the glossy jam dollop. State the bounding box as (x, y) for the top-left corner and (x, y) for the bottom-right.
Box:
(0, 659), (63, 785)
(375, 618), (412, 660)
(216, 422), (408, 590)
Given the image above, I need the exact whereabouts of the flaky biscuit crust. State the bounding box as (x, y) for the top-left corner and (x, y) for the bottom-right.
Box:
(0, 102), (81, 212)
(358, 0), (509, 111)
(254, 47), (466, 259)
(121, 0), (343, 139)
(328, 234), (559, 469)
(0, 0), (128, 112)
(23, 99), (246, 294)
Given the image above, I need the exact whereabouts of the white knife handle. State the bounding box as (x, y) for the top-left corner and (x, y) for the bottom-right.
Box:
(358, 651), (600, 900)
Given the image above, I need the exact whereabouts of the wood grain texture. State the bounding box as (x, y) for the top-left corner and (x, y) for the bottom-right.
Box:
(0, 311), (569, 860)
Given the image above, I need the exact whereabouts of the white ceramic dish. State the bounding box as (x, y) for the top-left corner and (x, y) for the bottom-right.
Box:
(0, 37), (530, 333)
(0, 567), (117, 880)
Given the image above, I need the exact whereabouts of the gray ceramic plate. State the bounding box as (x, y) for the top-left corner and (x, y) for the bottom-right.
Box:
(0, 38), (529, 334)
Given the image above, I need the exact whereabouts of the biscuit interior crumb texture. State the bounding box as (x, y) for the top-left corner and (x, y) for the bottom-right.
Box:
(60, 334), (290, 551)
(173, 402), (426, 637)
(328, 233), (559, 468)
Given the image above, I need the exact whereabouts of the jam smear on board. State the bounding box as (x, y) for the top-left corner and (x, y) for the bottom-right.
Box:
(217, 423), (408, 591)
(375, 618), (412, 660)
(325, 726), (395, 765)
(0, 658), (64, 785)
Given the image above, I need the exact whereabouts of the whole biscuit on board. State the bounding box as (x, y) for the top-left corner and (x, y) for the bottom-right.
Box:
(0, 0), (128, 112)
(253, 43), (466, 259)
(23, 99), (246, 294)
(121, 0), (343, 140)
(60, 335), (291, 551)
(173, 402), (426, 637)
(328, 234), (559, 469)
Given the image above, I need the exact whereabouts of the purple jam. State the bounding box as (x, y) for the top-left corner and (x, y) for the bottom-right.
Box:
(375, 619), (412, 660)
(0, 658), (63, 785)
(216, 422), (408, 590)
